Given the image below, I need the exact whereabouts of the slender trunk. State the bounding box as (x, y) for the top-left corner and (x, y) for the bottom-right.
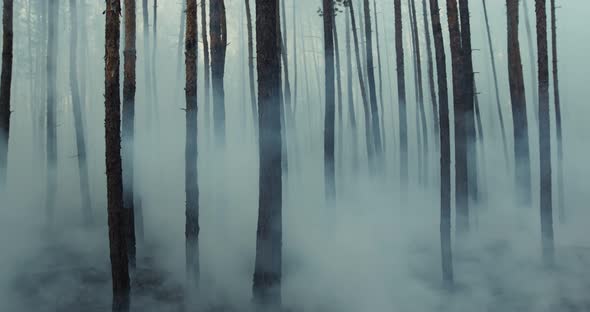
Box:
(429, 0), (453, 286)
(185, 0), (200, 288)
(334, 21), (344, 176)
(394, 0), (408, 189)
(278, 9), (289, 175)
(151, 0), (158, 122)
(363, 0), (383, 167)
(0, 0), (14, 189)
(523, 0), (539, 122)
(323, 0), (335, 201)
(46, 0), (59, 225)
(535, 0), (554, 266)
(202, 0), (211, 134)
(373, 0), (385, 153)
(123, 0), (137, 269)
(348, 2), (373, 168)
(175, 0), (186, 104)
(482, 0), (509, 167)
(280, 0), (293, 130)
(423, 0), (439, 149)
(550, 0), (564, 223)
(292, 0), (298, 118)
(105, 1), (131, 310)
(253, 0), (282, 305)
(507, 0), (532, 206)
(345, 10), (359, 171)
(210, 0), (227, 144)
(245, 0), (257, 133)
(142, 0), (152, 126)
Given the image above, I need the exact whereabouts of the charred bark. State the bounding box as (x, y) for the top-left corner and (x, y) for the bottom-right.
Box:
(394, 0), (408, 189)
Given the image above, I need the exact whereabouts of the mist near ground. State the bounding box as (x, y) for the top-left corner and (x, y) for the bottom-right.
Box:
(1, 0), (590, 311)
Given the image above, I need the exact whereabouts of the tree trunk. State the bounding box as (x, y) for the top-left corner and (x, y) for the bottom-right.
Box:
(210, 0), (227, 144)
(373, 0), (386, 153)
(429, 0), (453, 286)
(185, 0), (200, 288)
(46, 0), (59, 225)
(104, 1), (131, 310)
(253, 0), (282, 305)
(334, 21), (344, 179)
(292, 0), (298, 118)
(323, 0), (335, 201)
(535, 0), (554, 266)
(482, 0), (509, 166)
(175, 0), (186, 104)
(345, 10), (359, 171)
(445, 0), (468, 234)
(422, 0), (439, 149)
(202, 0), (212, 134)
(348, 2), (373, 169)
(245, 0), (257, 134)
(550, 0), (564, 223)
(0, 0), (14, 189)
(123, 0), (138, 269)
(363, 0), (383, 167)
(151, 0), (158, 122)
(142, 0), (152, 126)
(507, 0), (532, 206)
(394, 0), (408, 190)
(523, 0), (539, 122)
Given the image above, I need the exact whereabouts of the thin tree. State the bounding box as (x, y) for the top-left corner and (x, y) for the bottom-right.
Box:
(551, 0), (564, 223)
(334, 19), (344, 175)
(151, 0), (158, 120)
(46, 0), (59, 225)
(185, 0), (200, 288)
(292, 0), (298, 118)
(245, 0), (257, 133)
(323, 0), (336, 201)
(175, 0), (186, 103)
(253, 0), (282, 305)
(507, 0), (532, 206)
(142, 0), (152, 125)
(429, 0), (453, 285)
(523, 0), (539, 121)
(482, 0), (509, 166)
(104, 0), (131, 310)
(0, 0), (14, 189)
(345, 8), (359, 171)
(394, 0), (408, 191)
(373, 0), (385, 152)
(123, 0), (138, 268)
(422, 0), (438, 149)
(210, 0), (227, 144)
(535, 0), (554, 266)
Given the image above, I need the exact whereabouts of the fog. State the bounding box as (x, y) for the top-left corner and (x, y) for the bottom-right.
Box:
(1, 0), (590, 311)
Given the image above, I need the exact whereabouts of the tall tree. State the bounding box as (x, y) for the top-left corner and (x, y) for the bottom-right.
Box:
(202, 0), (212, 134)
(550, 0), (564, 223)
(185, 0), (200, 288)
(535, 0), (554, 266)
(482, 0), (509, 166)
(507, 0), (532, 206)
(523, 0), (539, 121)
(210, 0), (227, 144)
(0, 0), (13, 189)
(345, 9), (359, 170)
(429, 0), (453, 285)
(394, 0), (408, 191)
(104, 0), (131, 310)
(423, 0), (438, 149)
(323, 0), (336, 201)
(253, 0), (282, 305)
(123, 0), (138, 268)
(175, 0), (186, 103)
(46, 0), (59, 225)
(142, 0), (152, 125)
(151, 0), (158, 120)
(373, 0), (385, 151)
(362, 0), (382, 166)
(334, 19), (344, 175)
(245, 0), (257, 133)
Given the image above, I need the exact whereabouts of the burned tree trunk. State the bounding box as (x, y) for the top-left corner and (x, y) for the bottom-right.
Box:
(482, 0), (509, 166)
(185, 0), (200, 288)
(0, 0), (13, 189)
(104, 1), (131, 310)
(253, 0), (282, 305)
(323, 0), (335, 201)
(535, 0), (554, 266)
(46, 0), (59, 225)
(507, 0), (532, 206)
(245, 0), (257, 133)
(429, 0), (453, 285)
(394, 0), (408, 190)
(123, 0), (137, 268)
(210, 0), (227, 144)
(550, 0), (564, 223)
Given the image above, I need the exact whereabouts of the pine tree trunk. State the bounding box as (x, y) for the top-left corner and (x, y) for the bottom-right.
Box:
(482, 0), (509, 166)
(142, 0), (153, 126)
(253, 0), (282, 305)
(46, 0), (59, 225)
(202, 0), (212, 134)
(245, 0), (257, 133)
(345, 10), (359, 171)
(175, 0), (186, 104)
(422, 0), (439, 149)
(123, 0), (138, 269)
(429, 0), (453, 286)
(210, 0), (227, 144)
(104, 1), (131, 310)
(348, 2), (373, 169)
(550, 0), (564, 223)
(334, 22), (344, 178)
(523, 0), (539, 122)
(185, 0), (200, 288)
(0, 0), (14, 189)
(323, 0), (335, 201)
(363, 0), (382, 166)
(373, 0), (386, 153)
(394, 0), (408, 190)
(507, 0), (532, 206)
(535, 0), (554, 266)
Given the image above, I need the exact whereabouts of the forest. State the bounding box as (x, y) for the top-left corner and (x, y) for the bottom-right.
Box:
(0, 0), (589, 311)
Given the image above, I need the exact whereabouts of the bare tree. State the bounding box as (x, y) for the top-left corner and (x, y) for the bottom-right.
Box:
(245, 0), (257, 133)
(345, 9), (359, 170)
(373, 0), (385, 151)
(202, 0), (212, 134)
(253, 0), (283, 305)
(423, 0), (438, 149)
(394, 0), (408, 191)
(523, 0), (539, 121)
(551, 0), (564, 223)
(46, 0), (59, 225)
(323, 0), (336, 201)
(104, 1), (130, 310)
(0, 0), (13, 189)
(210, 0), (227, 144)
